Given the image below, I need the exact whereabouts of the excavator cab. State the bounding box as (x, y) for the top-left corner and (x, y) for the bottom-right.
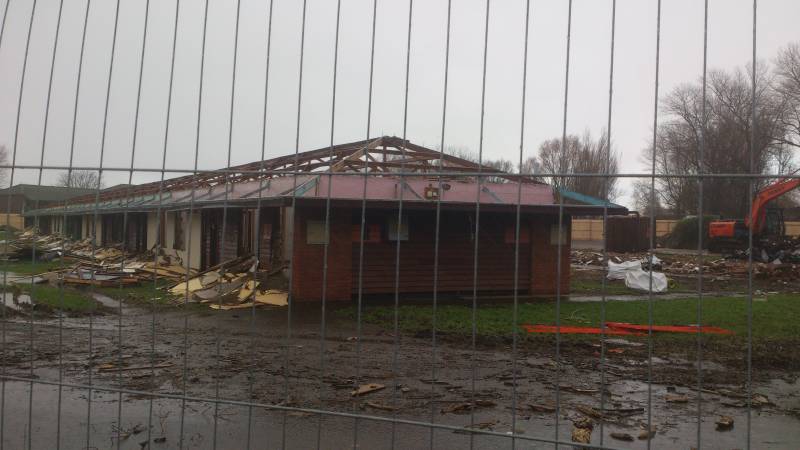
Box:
(707, 176), (799, 253)
(763, 207), (785, 237)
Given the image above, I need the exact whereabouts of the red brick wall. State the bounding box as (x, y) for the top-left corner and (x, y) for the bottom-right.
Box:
(353, 209), (532, 294)
(530, 214), (571, 296)
(291, 206), (353, 301)
(290, 206), (569, 300)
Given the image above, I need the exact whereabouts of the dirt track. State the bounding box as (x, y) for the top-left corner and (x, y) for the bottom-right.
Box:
(1, 295), (799, 449)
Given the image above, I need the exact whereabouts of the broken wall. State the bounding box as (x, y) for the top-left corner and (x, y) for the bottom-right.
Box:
(146, 210), (202, 270)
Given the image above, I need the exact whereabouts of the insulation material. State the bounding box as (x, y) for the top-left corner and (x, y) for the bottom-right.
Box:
(607, 260), (642, 280)
(624, 269), (668, 292)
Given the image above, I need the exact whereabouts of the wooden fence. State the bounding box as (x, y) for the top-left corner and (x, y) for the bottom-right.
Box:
(0, 214), (24, 231)
(572, 218), (800, 241)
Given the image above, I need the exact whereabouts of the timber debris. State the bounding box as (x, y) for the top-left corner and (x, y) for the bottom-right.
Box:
(2, 229), (288, 309)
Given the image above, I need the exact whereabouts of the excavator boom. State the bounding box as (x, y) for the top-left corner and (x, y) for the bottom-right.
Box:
(708, 176), (800, 252)
(747, 178), (800, 234)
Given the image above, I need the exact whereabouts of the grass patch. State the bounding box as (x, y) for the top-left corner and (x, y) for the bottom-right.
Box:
(13, 284), (97, 313)
(345, 294), (800, 340)
(94, 280), (173, 306)
(1, 259), (65, 276)
(570, 278), (644, 295)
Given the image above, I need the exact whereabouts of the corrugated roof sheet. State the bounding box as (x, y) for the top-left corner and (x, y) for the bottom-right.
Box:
(24, 174), (626, 216)
(0, 184), (94, 202)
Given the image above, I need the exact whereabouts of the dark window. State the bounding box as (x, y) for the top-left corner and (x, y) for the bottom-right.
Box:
(173, 212), (184, 250)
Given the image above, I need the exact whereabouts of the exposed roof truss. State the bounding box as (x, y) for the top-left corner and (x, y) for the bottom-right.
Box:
(71, 136), (541, 203)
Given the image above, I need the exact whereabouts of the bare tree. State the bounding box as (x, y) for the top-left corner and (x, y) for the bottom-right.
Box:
(647, 65), (787, 218)
(520, 155), (542, 177)
(440, 145), (518, 183)
(775, 42), (800, 151)
(56, 170), (103, 189)
(631, 179), (665, 216)
(536, 129), (620, 201)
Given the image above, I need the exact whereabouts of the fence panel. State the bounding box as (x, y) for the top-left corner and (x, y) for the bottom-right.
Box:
(1, 1), (796, 449)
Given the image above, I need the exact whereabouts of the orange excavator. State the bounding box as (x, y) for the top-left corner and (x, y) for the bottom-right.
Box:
(708, 177), (800, 253)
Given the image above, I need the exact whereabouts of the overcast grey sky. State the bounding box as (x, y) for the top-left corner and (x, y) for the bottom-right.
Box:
(1, 0), (798, 207)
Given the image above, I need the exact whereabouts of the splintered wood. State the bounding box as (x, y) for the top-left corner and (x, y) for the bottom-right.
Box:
(6, 230), (288, 310)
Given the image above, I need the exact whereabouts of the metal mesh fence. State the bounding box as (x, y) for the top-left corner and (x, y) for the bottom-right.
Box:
(1, 0), (798, 448)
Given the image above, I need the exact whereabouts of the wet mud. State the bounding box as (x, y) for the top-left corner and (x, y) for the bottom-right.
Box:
(1, 296), (798, 449)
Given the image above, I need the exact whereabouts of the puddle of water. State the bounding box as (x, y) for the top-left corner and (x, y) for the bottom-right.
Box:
(2, 292), (32, 311)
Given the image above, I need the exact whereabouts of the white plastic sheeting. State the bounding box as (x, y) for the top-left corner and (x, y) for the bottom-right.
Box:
(624, 269), (668, 292)
(607, 257), (668, 292)
(607, 260), (642, 280)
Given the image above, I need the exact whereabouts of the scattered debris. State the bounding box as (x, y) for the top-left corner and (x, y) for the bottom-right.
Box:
(572, 404), (644, 423)
(528, 402), (556, 413)
(571, 416), (593, 443)
(111, 423), (145, 441)
(167, 256), (288, 309)
(97, 362), (173, 373)
(573, 246), (800, 284)
(441, 403), (473, 414)
(364, 401), (399, 412)
(610, 432), (635, 441)
(637, 425), (657, 440)
(455, 420), (498, 433)
(351, 383), (385, 397)
(665, 394), (690, 403)
(441, 400), (496, 415)
(559, 385), (599, 395)
(1, 230), (289, 311)
(752, 393), (774, 407)
(715, 415), (734, 431)
(571, 426), (592, 443)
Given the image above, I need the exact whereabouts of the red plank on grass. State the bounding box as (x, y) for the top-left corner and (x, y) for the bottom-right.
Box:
(605, 322), (734, 335)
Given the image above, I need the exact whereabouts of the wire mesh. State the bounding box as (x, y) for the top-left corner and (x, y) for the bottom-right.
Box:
(0, 0), (794, 449)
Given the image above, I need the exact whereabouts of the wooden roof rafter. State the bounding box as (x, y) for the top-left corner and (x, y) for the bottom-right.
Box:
(69, 136), (541, 204)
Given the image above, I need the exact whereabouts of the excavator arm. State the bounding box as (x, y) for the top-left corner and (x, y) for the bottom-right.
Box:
(746, 178), (800, 234)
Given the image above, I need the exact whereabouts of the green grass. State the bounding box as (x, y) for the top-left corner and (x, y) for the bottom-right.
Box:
(344, 294), (800, 340)
(13, 284), (97, 313)
(570, 276), (697, 296)
(95, 280), (173, 306)
(0, 259), (66, 276)
(570, 278), (645, 295)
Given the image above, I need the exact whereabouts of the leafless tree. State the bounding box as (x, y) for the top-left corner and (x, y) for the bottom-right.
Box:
(56, 170), (103, 189)
(536, 129), (620, 202)
(520, 155), (543, 178)
(631, 179), (666, 216)
(647, 64), (788, 218)
(775, 42), (800, 151)
(440, 145), (518, 183)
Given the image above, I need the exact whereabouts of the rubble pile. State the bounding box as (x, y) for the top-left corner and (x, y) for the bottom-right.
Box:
(61, 247), (193, 287)
(168, 255), (288, 309)
(0, 229), (65, 260)
(2, 229), (288, 308)
(572, 245), (800, 284)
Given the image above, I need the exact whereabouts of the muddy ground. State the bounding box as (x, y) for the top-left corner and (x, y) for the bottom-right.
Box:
(1, 292), (799, 449)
